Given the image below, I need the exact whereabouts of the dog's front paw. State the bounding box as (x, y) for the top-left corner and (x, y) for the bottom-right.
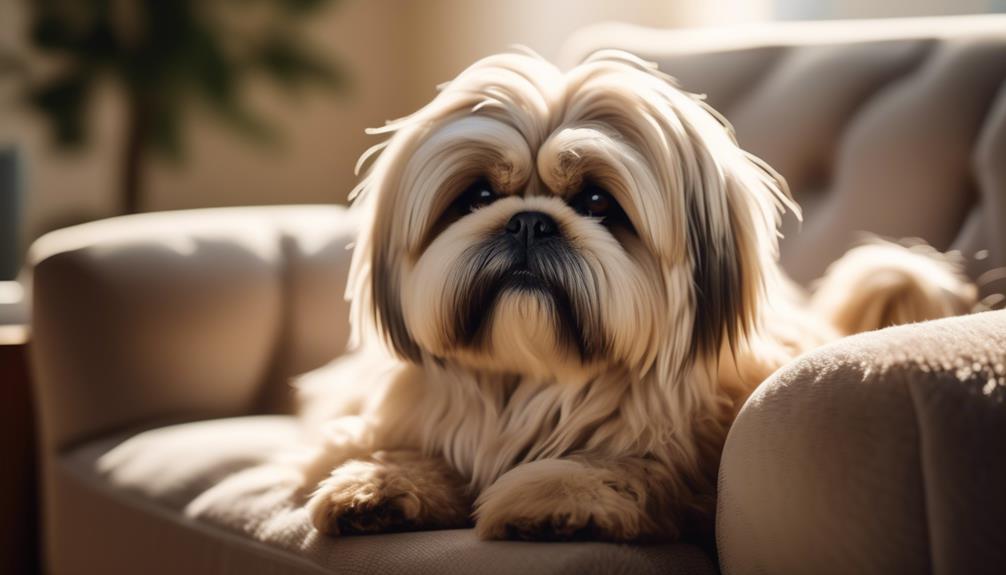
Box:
(306, 451), (471, 536)
(307, 459), (419, 535)
(474, 459), (652, 542)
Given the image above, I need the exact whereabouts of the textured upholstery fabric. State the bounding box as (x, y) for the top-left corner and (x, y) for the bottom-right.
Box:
(55, 416), (716, 575)
(718, 310), (1006, 575)
(29, 205), (356, 453)
(562, 16), (1006, 296)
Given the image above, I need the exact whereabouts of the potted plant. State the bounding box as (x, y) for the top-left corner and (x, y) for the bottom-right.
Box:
(24, 0), (345, 214)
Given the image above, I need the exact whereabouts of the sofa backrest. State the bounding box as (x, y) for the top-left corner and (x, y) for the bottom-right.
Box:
(561, 15), (1006, 296)
(29, 206), (356, 449)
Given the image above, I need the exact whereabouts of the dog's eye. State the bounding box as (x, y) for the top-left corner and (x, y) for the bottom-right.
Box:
(456, 179), (499, 213)
(569, 184), (635, 235)
(570, 185), (615, 218)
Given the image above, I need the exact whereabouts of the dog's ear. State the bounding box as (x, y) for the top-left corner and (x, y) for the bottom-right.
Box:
(576, 51), (796, 372)
(685, 147), (792, 360)
(370, 222), (424, 362)
(346, 141), (425, 363)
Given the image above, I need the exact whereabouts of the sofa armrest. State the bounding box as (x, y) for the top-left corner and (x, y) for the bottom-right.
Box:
(717, 310), (1006, 575)
(29, 206), (357, 453)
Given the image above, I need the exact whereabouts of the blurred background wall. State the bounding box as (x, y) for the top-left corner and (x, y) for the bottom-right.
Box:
(0, 0), (1003, 276)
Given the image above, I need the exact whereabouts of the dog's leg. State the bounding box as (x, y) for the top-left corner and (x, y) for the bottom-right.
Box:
(474, 456), (705, 542)
(811, 241), (976, 335)
(306, 450), (472, 535)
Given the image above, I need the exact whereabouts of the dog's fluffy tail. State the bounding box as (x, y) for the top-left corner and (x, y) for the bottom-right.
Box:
(810, 240), (977, 336)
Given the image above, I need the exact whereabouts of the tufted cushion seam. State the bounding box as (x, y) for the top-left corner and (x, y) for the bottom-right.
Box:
(716, 46), (793, 119)
(904, 371), (936, 575)
(251, 230), (298, 415)
(821, 38), (938, 182)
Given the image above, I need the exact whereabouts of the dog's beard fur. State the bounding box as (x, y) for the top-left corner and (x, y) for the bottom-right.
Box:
(300, 50), (976, 542)
(406, 194), (669, 380)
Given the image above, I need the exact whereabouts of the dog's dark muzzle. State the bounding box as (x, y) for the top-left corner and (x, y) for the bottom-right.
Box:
(452, 221), (600, 360)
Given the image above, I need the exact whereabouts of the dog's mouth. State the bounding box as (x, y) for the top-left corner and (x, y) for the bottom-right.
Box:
(504, 269), (547, 290)
(452, 234), (600, 361)
(457, 262), (557, 343)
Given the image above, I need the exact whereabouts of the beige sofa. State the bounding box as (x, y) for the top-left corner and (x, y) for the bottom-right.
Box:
(29, 16), (1006, 575)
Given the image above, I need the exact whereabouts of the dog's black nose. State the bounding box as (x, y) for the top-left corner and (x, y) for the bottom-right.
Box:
(505, 211), (557, 245)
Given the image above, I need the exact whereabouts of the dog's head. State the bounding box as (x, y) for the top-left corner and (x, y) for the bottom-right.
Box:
(348, 50), (794, 381)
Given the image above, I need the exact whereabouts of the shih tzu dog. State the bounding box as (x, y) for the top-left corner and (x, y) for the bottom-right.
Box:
(297, 50), (975, 541)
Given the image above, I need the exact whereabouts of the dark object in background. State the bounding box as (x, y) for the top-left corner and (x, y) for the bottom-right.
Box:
(0, 327), (36, 575)
(24, 0), (348, 215)
(0, 147), (19, 281)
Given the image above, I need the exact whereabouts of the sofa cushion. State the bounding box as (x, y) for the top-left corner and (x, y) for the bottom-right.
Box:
(717, 310), (1006, 575)
(30, 206), (358, 457)
(55, 415), (717, 575)
(70, 416), (304, 510)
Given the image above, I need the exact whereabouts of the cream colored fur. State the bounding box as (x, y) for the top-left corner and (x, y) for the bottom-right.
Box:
(298, 50), (976, 542)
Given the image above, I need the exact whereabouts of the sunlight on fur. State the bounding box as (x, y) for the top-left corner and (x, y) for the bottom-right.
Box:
(296, 49), (977, 542)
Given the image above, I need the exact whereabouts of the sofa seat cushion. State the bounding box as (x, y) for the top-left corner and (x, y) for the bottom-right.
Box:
(74, 415), (305, 510)
(55, 415), (717, 575)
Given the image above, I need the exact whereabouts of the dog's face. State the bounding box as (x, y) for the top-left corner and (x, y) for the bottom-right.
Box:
(349, 51), (793, 380)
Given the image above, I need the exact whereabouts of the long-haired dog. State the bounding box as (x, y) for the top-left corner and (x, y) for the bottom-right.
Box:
(297, 50), (975, 541)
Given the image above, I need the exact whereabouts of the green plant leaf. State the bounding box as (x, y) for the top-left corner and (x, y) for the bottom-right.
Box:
(29, 69), (94, 147)
(254, 33), (346, 92)
(150, 90), (186, 161)
(22, 0), (348, 213)
(215, 98), (278, 146)
(29, 1), (86, 51)
(272, 0), (337, 16)
(185, 24), (241, 109)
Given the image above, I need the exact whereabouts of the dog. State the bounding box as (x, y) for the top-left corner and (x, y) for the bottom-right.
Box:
(296, 50), (976, 542)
